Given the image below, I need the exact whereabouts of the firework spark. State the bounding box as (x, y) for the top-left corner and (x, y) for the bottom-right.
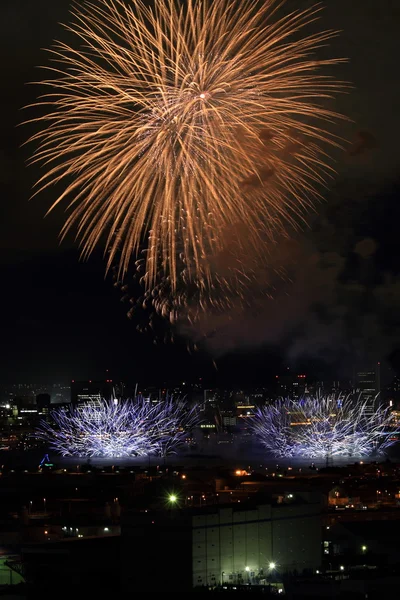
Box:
(36, 398), (199, 458)
(250, 394), (399, 459)
(27, 0), (345, 292)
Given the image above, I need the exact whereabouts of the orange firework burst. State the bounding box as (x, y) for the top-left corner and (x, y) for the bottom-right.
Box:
(27, 0), (345, 291)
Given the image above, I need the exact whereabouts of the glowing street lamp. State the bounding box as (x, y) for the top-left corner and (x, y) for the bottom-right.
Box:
(269, 562), (276, 570)
(361, 545), (367, 552)
(168, 493), (178, 505)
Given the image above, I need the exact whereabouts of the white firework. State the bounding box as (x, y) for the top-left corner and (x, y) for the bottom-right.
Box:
(250, 394), (399, 459)
(36, 398), (199, 458)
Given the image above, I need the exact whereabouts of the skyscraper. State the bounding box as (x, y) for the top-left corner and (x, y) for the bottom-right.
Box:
(70, 380), (114, 406)
(355, 362), (381, 415)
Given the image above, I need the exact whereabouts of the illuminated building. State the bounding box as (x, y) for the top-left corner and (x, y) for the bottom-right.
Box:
(221, 411), (237, 428)
(70, 380), (115, 406)
(355, 363), (381, 416)
(236, 403), (256, 418)
(122, 491), (322, 592)
(193, 492), (322, 586)
(275, 374), (308, 399)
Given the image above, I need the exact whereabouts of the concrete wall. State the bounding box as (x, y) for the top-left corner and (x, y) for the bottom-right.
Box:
(192, 498), (321, 587)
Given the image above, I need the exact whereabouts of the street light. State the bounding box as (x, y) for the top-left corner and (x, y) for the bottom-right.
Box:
(168, 494), (178, 505)
(269, 562), (276, 570)
(361, 545), (367, 552)
(245, 566), (250, 572)
(339, 565), (345, 571)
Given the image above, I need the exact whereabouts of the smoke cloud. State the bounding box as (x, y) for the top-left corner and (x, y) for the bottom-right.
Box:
(181, 176), (400, 374)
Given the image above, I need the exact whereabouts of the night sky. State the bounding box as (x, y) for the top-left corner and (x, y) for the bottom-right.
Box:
(0, 0), (399, 385)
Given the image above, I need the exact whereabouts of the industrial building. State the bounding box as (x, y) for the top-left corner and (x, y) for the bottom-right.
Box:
(192, 492), (322, 587)
(122, 491), (322, 592)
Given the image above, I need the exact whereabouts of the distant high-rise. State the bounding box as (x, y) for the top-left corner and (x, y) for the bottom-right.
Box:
(51, 384), (71, 404)
(355, 362), (381, 414)
(274, 373), (308, 398)
(36, 393), (51, 415)
(70, 380), (114, 406)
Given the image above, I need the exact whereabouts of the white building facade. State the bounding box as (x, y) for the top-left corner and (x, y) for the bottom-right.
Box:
(192, 492), (322, 587)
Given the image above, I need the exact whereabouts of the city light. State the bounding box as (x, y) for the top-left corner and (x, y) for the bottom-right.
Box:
(269, 562), (276, 570)
(362, 545), (367, 552)
(235, 469), (250, 477)
(168, 494), (178, 505)
(36, 399), (199, 458)
(250, 394), (400, 458)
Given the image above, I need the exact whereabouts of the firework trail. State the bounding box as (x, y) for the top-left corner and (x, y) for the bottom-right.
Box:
(27, 0), (345, 297)
(36, 398), (200, 458)
(117, 228), (289, 344)
(250, 394), (399, 459)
